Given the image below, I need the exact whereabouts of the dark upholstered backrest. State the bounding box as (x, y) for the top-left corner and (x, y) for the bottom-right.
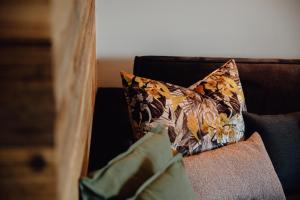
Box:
(89, 56), (300, 198)
(134, 56), (300, 114)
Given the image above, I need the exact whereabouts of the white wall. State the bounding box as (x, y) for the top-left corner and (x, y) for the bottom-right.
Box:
(96, 0), (300, 87)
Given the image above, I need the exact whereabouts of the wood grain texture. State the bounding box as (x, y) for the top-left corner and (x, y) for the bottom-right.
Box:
(0, 0), (54, 146)
(0, 0), (96, 199)
(0, 0), (50, 41)
(0, 147), (56, 200)
(0, 0), (55, 199)
(0, 45), (54, 146)
(52, 0), (96, 199)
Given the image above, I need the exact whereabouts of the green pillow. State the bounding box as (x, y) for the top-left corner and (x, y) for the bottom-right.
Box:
(80, 127), (173, 200)
(129, 154), (197, 200)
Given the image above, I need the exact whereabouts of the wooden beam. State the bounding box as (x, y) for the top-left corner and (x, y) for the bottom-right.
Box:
(52, 0), (96, 199)
(0, 0), (50, 41)
(0, 147), (55, 200)
(0, 0), (55, 198)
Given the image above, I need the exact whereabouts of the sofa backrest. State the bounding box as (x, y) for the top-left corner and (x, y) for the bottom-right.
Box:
(88, 56), (300, 172)
(134, 56), (300, 114)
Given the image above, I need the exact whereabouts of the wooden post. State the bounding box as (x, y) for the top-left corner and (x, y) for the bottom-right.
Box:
(52, 0), (96, 199)
(0, 0), (96, 199)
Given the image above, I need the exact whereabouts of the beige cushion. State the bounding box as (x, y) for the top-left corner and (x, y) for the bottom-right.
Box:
(183, 132), (285, 200)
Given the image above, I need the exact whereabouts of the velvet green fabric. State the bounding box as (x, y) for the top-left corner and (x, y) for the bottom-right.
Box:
(80, 127), (173, 200)
(129, 154), (197, 200)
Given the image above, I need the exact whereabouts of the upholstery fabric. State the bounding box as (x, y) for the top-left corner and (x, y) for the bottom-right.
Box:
(80, 128), (173, 200)
(129, 154), (197, 200)
(88, 88), (133, 172)
(134, 56), (300, 114)
(88, 56), (300, 197)
(243, 112), (300, 195)
(183, 132), (286, 200)
(121, 60), (246, 156)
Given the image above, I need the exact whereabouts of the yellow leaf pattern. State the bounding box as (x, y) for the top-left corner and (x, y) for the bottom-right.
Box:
(121, 59), (246, 156)
(187, 113), (200, 141)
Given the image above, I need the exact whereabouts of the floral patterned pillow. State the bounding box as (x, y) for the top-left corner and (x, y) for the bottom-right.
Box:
(121, 59), (246, 156)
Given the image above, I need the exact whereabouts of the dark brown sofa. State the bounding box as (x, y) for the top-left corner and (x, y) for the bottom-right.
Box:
(88, 56), (300, 199)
